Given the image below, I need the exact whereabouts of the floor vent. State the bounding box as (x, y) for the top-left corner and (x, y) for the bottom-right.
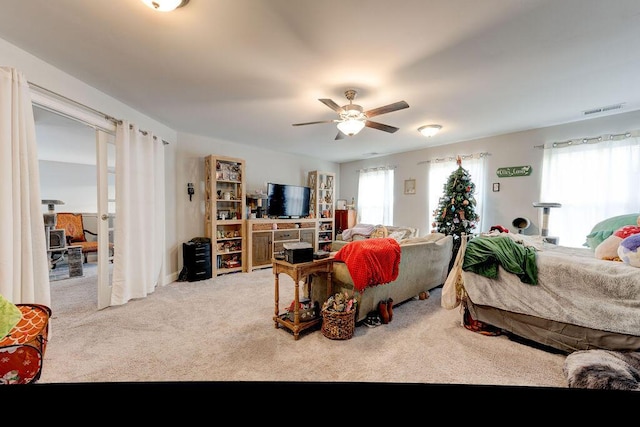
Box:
(583, 103), (623, 116)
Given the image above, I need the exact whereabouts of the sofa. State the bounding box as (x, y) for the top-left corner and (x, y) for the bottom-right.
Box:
(312, 232), (454, 323)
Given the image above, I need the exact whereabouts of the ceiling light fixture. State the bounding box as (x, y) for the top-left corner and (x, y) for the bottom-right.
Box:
(337, 118), (366, 136)
(418, 124), (442, 137)
(141, 0), (189, 12)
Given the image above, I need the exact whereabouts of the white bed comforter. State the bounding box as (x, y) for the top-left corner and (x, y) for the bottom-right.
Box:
(461, 238), (640, 336)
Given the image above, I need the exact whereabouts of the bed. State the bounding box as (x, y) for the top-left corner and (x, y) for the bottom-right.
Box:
(442, 232), (640, 354)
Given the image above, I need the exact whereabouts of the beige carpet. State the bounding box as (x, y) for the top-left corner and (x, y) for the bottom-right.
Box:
(39, 264), (571, 389)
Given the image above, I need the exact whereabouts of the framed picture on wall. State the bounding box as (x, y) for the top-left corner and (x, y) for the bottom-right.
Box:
(404, 179), (416, 195)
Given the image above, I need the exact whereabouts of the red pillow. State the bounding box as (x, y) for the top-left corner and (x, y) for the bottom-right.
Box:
(614, 225), (640, 240)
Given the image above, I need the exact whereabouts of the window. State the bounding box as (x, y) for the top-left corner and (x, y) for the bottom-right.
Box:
(428, 154), (486, 233)
(357, 167), (394, 225)
(540, 134), (640, 247)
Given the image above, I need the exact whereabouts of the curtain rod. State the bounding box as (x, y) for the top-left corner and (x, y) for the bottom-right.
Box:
(28, 81), (169, 145)
(355, 165), (397, 172)
(417, 151), (490, 165)
(534, 130), (639, 149)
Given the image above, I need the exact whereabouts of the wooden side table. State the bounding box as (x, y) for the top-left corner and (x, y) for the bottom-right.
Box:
(273, 257), (333, 340)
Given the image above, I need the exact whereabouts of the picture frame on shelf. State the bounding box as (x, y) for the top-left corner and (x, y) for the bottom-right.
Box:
(218, 210), (230, 220)
(404, 179), (416, 195)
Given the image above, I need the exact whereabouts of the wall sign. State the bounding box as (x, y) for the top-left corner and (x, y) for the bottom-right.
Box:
(496, 165), (532, 177)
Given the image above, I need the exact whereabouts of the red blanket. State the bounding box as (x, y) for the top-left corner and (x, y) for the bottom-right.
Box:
(333, 238), (401, 292)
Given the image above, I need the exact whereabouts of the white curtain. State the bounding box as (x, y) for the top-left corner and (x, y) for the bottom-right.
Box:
(427, 155), (486, 233)
(110, 121), (165, 305)
(0, 67), (50, 305)
(357, 167), (394, 224)
(540, 135), (640, 247)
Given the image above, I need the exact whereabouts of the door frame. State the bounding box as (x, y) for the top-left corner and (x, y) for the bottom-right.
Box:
(32, 88), (116, 309)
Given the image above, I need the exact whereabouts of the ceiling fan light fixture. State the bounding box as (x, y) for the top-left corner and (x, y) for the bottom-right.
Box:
(337, 119), (366, 136)
(141, 0), (189, 12)
(418, 124), (442, 137)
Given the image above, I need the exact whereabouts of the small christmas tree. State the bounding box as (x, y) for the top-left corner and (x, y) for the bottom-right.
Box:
(432, 156), (480, 252)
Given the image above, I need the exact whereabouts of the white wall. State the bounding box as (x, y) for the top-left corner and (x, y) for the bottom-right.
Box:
(339, 108), (640, 239)
(5, 27), (338, 280)
(175, 132), (338, 270)
(0, 37), (178, 284)
(6, 33), (640, 280)
(39, 160), (103, 213)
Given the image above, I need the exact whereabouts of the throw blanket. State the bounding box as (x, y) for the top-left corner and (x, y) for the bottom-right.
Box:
(462, 243), (640, 335)
(333, 238), (401, 292)
(462, 235), (538, 284)
(341, 224), (376, 241)
(564, 349), (640, 390)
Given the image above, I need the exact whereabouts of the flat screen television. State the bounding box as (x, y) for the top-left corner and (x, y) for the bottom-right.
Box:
(267, 182), (311, 218)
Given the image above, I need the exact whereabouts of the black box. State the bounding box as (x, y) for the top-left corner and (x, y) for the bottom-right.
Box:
(182, 240), (212, 281)
(283, 242), (314, 264)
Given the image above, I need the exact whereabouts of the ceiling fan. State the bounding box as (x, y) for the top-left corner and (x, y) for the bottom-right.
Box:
(292, 89), (409, 140)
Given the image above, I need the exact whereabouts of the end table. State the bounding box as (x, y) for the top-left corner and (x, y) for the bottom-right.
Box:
(272, 257), (333, 340)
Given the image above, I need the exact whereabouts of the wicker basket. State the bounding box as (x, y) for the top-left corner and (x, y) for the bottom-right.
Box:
(321, 308), (355, 340)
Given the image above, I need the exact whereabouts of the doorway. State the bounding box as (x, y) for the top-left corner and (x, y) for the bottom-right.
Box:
(34, 106), (115, 310)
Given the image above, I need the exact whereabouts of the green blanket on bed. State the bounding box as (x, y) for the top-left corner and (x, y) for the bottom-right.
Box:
(462, 236), (538, 284)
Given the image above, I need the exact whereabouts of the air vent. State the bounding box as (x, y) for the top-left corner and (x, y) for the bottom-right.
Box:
(583, 103), (624, 116)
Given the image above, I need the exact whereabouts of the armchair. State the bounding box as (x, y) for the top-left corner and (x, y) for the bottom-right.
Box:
(0, 298), (51, 384)
(55, 212), (112, 263)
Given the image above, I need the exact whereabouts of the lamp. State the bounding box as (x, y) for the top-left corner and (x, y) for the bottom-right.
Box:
(418, 124), (442, 137)
(337, 119), (366, 136)
(141, 0), (189, 12)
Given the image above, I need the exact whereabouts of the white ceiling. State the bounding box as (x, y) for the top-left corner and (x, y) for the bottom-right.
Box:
(3, 0), (640, 163)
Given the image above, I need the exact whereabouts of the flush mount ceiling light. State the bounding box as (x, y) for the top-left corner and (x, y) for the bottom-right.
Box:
(418, 124), (442, 137)
(141, 0), (189, 12)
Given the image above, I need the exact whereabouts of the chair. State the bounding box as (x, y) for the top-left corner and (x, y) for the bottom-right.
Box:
(55, 212), (112, 263)
(0, 303), (51, 384)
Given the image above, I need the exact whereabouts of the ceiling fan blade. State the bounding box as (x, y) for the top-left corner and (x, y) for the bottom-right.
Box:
(319, 98), (344, 114)
(292, 120), (336, 126)
(365, 120), (399, 133)
(335, 131), (345, 140)
(364, 101), (409, 118)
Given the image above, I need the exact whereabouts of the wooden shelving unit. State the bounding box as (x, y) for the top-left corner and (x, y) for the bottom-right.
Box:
(204, 155), (246, 275)
(308, 170), (335, 252)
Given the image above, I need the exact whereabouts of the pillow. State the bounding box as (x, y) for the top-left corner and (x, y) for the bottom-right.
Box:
(399, 233), (446, 245)
(584, 214), (640, 249)
(0, 294), (22, 339)
(594, 234), (623, 260)
(618, 234), (640, 267)
(594, 225), (640, 260)
(386, 226), (418, 240)
(388, 230), (407, 242)
(370, 225), (388, 239)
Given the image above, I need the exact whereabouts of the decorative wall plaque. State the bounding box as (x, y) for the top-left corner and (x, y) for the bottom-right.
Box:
(496, 165), (532, 177)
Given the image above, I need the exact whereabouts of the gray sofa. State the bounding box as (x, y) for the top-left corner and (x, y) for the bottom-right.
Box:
(311, 233), (454, 323)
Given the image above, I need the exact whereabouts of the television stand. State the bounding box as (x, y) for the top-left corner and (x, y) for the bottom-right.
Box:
(246, 218), (317, 271)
